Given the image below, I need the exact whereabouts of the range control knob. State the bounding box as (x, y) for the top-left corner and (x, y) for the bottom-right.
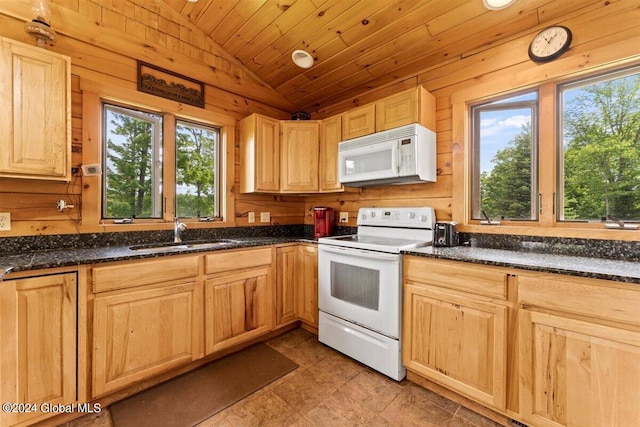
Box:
(408, 212), (416, 219)
(420, 215), (428, 222)
(370, 211), (376, 218)
(360, 213), (367, 221)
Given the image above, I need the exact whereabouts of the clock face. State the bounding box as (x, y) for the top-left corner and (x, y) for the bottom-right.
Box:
(528, 26), (572, 63)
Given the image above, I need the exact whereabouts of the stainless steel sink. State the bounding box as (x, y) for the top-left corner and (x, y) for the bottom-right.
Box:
(129, 240), (235, 252)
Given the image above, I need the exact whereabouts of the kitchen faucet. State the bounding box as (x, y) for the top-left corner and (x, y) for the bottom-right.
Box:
(174, 217), (187, 243)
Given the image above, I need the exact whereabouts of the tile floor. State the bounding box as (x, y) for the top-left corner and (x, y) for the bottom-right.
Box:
(67, 328), (502, 427)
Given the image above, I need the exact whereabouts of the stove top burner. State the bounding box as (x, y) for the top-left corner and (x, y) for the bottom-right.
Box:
(318, 207), (436, 253)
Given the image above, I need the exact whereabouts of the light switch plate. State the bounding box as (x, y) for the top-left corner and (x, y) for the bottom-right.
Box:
(0, 212), (11, 231)
(248, 212), (255, 223)
(339, 212), (349, 222)
(260, 212), (270, 223)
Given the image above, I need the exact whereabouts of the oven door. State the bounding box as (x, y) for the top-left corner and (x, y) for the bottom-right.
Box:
(318, 244), (401, 339)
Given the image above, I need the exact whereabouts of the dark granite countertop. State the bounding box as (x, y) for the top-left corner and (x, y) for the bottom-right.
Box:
(2, 227), (639, 285)
(403, 245), (640, 284)
(0, 236), (316, 277)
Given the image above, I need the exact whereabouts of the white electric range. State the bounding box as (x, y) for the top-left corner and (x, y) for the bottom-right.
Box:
(317, 207), (435, 380)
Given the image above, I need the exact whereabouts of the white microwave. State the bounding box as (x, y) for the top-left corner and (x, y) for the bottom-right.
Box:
(338, 123), (436, 187)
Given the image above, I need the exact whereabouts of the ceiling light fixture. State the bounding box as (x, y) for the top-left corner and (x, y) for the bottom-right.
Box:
(292, 50), (314, 69)
(24, 0), (56, 47)
(483, 0), (516, 10)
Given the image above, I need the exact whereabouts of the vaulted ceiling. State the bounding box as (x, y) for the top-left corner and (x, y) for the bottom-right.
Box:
(162, 0), (593, 113)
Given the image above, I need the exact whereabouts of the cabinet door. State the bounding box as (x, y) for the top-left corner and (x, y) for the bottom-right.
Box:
(92, 282), (198, 396)
(0, 37), (70, 180)
(205, 267), (273, 354)
(239, 114), (280, 193)
(375, 87), (418, 131)
(342, 103), (375, 140)
(319, 115), (343, 192)
(255, 115), (281, 191)
(403, 283), (507, 410)
(519, 310), (640, 427)
(375, 86), (436, 131)
(297, 245), (318, 327)
(280, 121), (319, 192)
(0, 273), (77, 427)
(276, 246), (298, 326)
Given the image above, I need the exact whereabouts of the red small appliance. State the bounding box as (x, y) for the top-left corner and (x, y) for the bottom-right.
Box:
(313, 207), (334, 239)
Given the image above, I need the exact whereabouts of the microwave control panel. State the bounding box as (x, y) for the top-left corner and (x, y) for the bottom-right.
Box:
(398, 137), (416, 175)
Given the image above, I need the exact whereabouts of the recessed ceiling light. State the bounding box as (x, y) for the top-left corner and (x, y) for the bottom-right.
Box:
(292, 50), (314, 69)
(483, 0), (516, 10)
(187, 0), (198, 3)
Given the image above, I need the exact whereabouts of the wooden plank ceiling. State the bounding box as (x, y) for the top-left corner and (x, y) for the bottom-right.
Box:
(161, 0), (598, 113)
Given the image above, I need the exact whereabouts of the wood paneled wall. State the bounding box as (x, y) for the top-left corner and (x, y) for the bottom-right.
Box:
(0, 2), (304, 237)
(2, 1), (640, 237)
(305, 1), (640, 232)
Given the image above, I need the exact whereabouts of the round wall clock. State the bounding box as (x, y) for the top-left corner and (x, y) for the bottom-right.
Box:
(528, 25), (572, 63)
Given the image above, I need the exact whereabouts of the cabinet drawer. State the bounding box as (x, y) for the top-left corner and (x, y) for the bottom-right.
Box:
(205, 247), (272, 275)
(92, 255), (198, 293)
(519, 273), (640, 327)
(404, 257), (508, 300)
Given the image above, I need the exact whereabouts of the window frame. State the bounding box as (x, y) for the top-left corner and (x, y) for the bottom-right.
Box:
(101, 102), (164, 219)
(556, 64), (640, 224)
(470, 91), (539, 222)
(174, 118), (222, 219)
(80, 81), (236, 231)
(451, 59), (640, 240)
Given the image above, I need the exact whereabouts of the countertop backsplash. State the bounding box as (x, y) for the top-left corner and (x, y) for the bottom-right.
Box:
(0, 224), (358, 256)
(459, 232), (640, 262)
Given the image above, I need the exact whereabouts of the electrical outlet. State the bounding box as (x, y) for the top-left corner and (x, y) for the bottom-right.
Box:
(260, 212), (270, 223)
(248, 212), (255, 223)
(339, 212), (349, 223)
(0, 212), (11, 231)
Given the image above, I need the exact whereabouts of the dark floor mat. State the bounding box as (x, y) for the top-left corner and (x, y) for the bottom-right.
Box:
(110, 343), (298, 427)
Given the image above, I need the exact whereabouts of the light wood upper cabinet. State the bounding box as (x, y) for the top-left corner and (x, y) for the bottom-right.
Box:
(319, 114), (343, 192)
(376, 86), (436, 132)
(403, 257), (509, 411)
(341, 86), (436, 140)
(204, 247), (274, 354)
(280, 120), (319, 192)
(0, 37), (71, 181)
(341, 103), (376, 140)
(0, 273), (77, 427)
(91, 255), (200, 397)
(239, 113), (280, 193)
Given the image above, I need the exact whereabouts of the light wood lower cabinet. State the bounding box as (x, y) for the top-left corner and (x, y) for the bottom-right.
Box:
(519, 310), (640, 427)
(518, 273), (640, 427)
(92, 282), (199, 397)
(403, 257), (511, 411)
(276, 245), (298, 326)
(204, 247), (274, 354)
(0, 272), (77, 427)
(91, 256), (200, 397)
(297, 244), (318, 327)
(275, 244), (318, 328)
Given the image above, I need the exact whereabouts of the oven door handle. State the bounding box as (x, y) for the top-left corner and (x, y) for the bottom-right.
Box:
(319, 245), (400, 261)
